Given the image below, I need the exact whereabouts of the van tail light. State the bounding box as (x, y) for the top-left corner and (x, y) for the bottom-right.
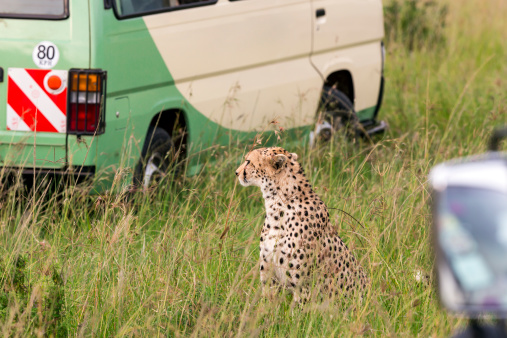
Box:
(67, 69), (107, 135)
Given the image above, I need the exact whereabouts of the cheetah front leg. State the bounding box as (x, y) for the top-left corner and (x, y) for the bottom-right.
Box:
(284, 246), (315, 304)
(292, 285), (312, 304)
(260, 253), (278, 299)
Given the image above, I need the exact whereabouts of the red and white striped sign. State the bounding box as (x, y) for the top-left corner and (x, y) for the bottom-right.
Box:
(7, 68), (67, 133)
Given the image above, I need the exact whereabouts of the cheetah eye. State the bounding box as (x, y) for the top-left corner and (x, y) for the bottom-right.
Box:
(245, 160), (251, 166)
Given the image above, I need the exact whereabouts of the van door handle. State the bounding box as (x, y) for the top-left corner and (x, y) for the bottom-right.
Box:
(316, 9), (326, 18)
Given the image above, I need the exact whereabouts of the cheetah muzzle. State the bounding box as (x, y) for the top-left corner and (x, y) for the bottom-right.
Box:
(235, 147), (369, 303)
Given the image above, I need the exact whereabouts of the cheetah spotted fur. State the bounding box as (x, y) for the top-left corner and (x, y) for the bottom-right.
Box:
(235, 147), (369, 302)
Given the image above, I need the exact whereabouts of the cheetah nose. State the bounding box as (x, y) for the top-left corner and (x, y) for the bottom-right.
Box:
(235, 170), (239, 176)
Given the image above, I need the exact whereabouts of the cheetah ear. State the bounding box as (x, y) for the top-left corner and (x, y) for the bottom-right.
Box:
(271, 154), (288, 171)
(290, 153), (298, 161)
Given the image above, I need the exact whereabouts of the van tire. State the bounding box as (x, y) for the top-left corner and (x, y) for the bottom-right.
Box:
(318, 86), (359, 141)
(133, 127), (175, 189)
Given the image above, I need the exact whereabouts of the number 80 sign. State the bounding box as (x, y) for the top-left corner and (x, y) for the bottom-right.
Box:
(32, 41), (60, 69)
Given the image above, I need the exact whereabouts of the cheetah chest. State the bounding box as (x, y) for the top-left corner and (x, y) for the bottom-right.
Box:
(260, 228), (295, 285)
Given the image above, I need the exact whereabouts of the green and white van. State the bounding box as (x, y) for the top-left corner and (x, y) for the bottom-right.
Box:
(0, 0), (386, 193)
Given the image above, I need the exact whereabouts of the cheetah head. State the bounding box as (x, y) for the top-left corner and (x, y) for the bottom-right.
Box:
(235, 147), (298, 188)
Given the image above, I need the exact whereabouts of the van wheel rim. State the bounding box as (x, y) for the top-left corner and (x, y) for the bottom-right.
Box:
(143, 153), (163, 189)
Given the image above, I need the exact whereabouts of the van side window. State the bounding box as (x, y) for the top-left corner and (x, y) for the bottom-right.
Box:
(115, 0), (215, 18)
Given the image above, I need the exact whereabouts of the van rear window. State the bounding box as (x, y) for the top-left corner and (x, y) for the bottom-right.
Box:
(0, 0), (68, 20)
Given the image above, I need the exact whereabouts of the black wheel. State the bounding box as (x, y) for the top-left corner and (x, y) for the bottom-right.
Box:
(313, 86), (359, 144)
(133, 127), (175, 189)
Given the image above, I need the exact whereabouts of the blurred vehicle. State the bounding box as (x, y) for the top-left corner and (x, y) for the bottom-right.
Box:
(429, 127), (507, 337)
(0, 0), (385, 192)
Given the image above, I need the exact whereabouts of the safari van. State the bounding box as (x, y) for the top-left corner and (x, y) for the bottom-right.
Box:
(0, 0), (386, 193)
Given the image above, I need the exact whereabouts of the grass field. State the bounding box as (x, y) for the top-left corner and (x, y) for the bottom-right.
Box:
(2, 0), (507, 336)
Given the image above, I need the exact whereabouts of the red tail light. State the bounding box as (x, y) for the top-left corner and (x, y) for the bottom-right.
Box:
(67, 69), (107, 135)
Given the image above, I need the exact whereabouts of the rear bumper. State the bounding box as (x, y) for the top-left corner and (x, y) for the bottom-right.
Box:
(3, 165), (95, 185)
(363, 119), (388, 136)
(0, 132), (97, 170)
(19, 165), (95, 177)
(0, 132), (66, 169)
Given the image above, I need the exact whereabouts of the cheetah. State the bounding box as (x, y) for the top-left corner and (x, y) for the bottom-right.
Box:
(235, 147), (369, 303)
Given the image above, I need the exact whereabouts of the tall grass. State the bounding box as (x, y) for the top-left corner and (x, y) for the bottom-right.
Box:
(1, 0), (507, 336)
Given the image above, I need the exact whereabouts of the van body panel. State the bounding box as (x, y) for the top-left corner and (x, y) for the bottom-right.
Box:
(0, 0), (90, 169)
(143, 0), (322, 132)
(88, 4), (225, 188)
(310, 0), (384, 116)
(88, 5), (199, 188)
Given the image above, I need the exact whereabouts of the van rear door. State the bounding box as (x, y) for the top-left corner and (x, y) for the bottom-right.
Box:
(0, 0), (90, 169)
